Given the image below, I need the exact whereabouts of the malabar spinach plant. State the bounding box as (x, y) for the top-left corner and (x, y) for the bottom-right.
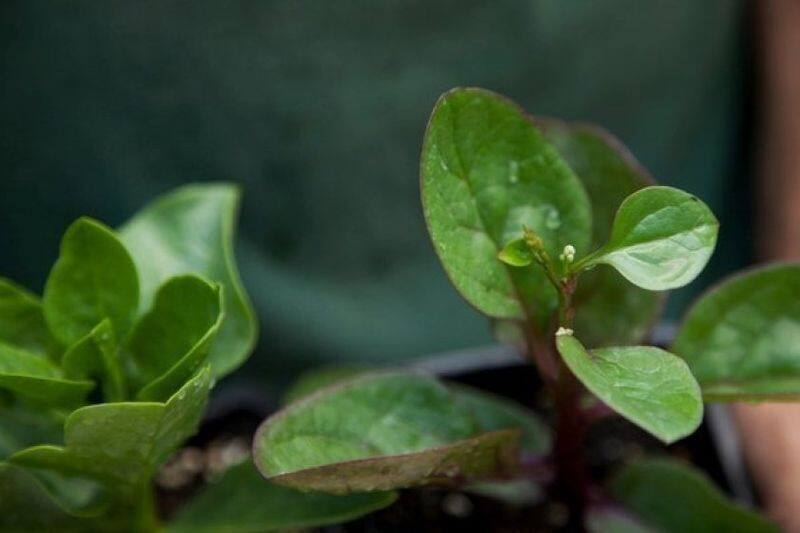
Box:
(0, 184), (395, 532)
(251, 89), (790, 531)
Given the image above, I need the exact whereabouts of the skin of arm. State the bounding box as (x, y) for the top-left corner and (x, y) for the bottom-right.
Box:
(735, 1), (800, 530)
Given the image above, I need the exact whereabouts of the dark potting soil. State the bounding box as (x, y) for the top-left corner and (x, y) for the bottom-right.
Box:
(155, 363), (733, 532)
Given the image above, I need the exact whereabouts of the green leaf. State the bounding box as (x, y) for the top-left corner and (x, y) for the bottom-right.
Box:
(0, 404), (62, 459)
(555, 334), (702, 443)
(421, 88), (591, 327)
(283, 367), (550, 454)
(253, 372), (520, 493)
(497, 238), (534, 267)
(541, 121), (664, 347)
(0, 463), (86, 532)
(611, 458), (777, 532)
(0, 342), (93, 407)
(282, 367), (549, 453)
(0, 278), (60, 359)
(127, 275), (223, 402)
(62, 319), (125, 402)
(582, 186), (718, 291)
(10, 367), (211, 492)
(283, 370), (552, 507)
(43, 217), (139, 347)
(168, 461), (397, 533)
(120, 183), (257, 378)
(451, 385), (550, 455)
(673, 264), (800, 401)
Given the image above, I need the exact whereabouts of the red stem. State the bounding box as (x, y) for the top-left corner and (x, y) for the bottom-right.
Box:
(528, 274), (590, 528)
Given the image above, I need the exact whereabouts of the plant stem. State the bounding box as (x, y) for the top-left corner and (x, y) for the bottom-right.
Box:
(104, 483), (160, 532)
(552, 277), (589, 526)
(526, 261), (589, 527)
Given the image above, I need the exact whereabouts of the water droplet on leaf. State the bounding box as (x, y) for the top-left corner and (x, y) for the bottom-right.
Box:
(544, 206), (561, 230)
(508, 160), (519, 184)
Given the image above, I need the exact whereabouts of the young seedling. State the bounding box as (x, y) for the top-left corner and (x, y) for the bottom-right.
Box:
(0, 185), (405, 532)
(252, 89), (789, 531)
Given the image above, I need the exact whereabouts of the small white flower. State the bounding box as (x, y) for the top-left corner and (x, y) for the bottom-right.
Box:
(561, 244), (576, 263)
(555, 327), (573, 337)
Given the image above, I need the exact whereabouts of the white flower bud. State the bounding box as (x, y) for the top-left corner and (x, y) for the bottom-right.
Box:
(562, 244), (576, 263)
(555, 326), (573, 337)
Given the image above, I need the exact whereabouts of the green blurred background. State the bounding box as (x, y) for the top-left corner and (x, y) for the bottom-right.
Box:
(0, 1), (751, 395)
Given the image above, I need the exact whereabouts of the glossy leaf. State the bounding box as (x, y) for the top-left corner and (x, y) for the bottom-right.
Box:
(120, 183), (257, 378)
(43, 217), (139, 347)
(421, 88), (591, 326)
(0, 278), (59, 359)
(253, 372), (520, 493)
(10, 367), (211, 491)
(556, 334), (702, 443)
(168, 461), (397, 533)
(583, 186), (718, 291)
(674, 264), (800, 400)
(127, 275), (222, 402)
(541, 121), (664, 346)
(0, 342), (93, 407)
(611, 458), (777, 532)
(62, 319), (125, 402)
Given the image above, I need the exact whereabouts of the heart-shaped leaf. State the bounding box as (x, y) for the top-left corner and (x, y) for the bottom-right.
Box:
(0, 279), (60, 359)
(421, 88), (591, 327)
(120, 183), (257, 378)
(62, 319), (125, 402)
(582, 186), (717, 291)
(167, 461), (397, 533)
(674, 264), (800, 401)
(10, 367), (211, 492)
(555, 333), (702, 443)
(127, 275), (222, 402)
(541, 121), (664, 347)
(43, 217), (139, 347)
(0, 342), (93, 407)
(611, 458), (776, 532)
(253, 372), (520, 493)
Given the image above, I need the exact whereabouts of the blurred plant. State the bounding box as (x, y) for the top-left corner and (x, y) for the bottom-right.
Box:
(0, 185), (396, 532)
(250, 89), (790, 531)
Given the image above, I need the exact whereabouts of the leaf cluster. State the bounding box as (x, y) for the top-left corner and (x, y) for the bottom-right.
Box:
(0, 184), (258, 531)
(251, 88), (785, 531)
